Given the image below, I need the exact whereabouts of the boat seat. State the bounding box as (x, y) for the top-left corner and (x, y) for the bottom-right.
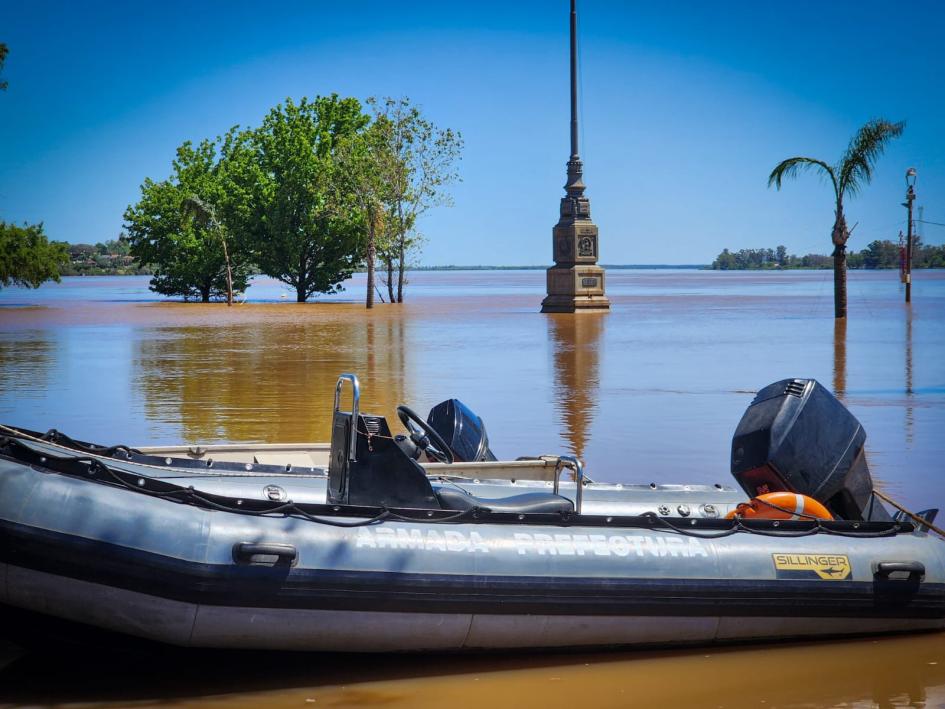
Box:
(435, 486), (574, 514)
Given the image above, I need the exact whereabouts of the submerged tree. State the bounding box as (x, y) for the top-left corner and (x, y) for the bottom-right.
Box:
(0, 221), (69, 289)
(768, 118), (904, 318)
(181, 195), (234, 306)
(233, 95), (368, 302)
(336, 119), (396, 308)
(367, 97), (462, 303)
(124, 138), (252, 302)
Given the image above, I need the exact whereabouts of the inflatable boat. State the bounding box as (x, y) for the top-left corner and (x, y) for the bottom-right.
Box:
(0, 375), (942, 652)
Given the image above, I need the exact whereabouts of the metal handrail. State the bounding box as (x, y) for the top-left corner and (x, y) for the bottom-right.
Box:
(333, 374), (360, 462)
(553, 455), (585, 515)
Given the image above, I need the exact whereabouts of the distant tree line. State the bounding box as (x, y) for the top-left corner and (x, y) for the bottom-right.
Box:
(123, 94), (462, 305)
(711, 238), (945, 270)
(61, 238), (151, 276)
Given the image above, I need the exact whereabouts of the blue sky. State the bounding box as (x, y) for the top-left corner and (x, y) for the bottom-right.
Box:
(1, 1), (943, 265)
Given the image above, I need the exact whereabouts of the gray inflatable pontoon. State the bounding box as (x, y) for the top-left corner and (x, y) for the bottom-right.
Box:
(1, 375), (942, 652)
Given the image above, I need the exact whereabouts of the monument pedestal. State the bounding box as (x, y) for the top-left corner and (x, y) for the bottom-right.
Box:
(541, 265), (609, 312)
(540, 187), (610, 313)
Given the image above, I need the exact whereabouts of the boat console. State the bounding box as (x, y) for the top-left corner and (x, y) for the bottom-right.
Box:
(327, 374), (575, 513)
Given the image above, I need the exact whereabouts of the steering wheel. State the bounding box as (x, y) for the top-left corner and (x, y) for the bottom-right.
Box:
(396, 405), (454, 464)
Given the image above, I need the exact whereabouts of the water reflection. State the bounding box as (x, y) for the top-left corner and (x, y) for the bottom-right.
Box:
(0, 331), (53, 397)
(133, 315), (410, 443)
(832, 317), (847, 400)
(547, 313), (604, 460)
(1, 625), (942, 708)
(905, 306), (914, 445)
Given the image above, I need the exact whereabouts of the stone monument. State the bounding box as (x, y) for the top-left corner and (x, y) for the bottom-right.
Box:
(541, 0), (610, 313)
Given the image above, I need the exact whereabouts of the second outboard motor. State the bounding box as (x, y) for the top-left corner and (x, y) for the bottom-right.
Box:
(427, 399), (498, 463)
(731, 378), (888, 521)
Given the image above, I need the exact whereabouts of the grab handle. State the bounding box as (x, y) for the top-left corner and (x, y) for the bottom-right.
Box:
(874, 561), (925, 582)
(233, 542), (298, 566)
(334, 374), (360, 462)
(553, 455), (585, 515)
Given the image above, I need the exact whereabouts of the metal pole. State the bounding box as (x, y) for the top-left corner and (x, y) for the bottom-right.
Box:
(569, 0), (579, 160)
(905, 185), (914, 303)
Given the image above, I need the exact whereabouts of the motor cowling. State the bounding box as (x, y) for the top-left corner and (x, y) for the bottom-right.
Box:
(426, 399), (497, 463)
(731, 379), (888, 521)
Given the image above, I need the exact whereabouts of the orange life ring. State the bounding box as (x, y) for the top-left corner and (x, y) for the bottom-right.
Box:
(725, 492), (833, 521)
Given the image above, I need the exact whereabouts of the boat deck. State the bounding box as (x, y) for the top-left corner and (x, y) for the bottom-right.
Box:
(137, 443), (567, 481)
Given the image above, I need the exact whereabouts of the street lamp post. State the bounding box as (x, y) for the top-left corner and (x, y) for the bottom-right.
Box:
(904, 167), (917, 304)
(540, 0), (610, 313)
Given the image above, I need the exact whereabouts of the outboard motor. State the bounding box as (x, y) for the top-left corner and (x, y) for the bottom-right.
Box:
(427, 399), (498, 463)
(731, 378), (889, 521)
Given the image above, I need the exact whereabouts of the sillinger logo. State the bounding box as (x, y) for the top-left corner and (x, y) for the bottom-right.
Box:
(772, 553), (852, 580)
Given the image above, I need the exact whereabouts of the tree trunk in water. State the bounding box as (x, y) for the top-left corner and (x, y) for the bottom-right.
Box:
(366, 220), (376, 310)
(385, 255), (395, 303)
(221, 235), (234, 306)
(831, 208), (849, 319)
(832, 317), (847, 399)
(396, 234), (405, 303)
(297, 252), (307, 302)
(833, 244), (847, 319)
(200, 284), (211, 303)
(396, 203), (406, 303)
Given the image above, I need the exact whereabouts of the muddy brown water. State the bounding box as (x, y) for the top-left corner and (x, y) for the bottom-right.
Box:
(1, 269), (943, 707)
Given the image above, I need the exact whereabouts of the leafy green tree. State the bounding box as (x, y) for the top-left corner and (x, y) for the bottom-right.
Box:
(366, 97), (462, 303)
(336, 119), (398, 308)
(0, 221), (69, 288)
(860, 239), (900, 269)
(233, 96), (368, 302)
(917, 238), (945, 268)
(124, 139), (252, 302)
(109, 235), (131, 257)
(181, 195), (235, 306)
(711, 248), (736, 270)
(768, 118), (904, 318)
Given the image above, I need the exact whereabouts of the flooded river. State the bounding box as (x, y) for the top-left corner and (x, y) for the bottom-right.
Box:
(1, 269), (943, 707)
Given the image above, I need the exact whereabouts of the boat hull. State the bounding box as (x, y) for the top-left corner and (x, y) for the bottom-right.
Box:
(2, 456), (944, 652)
(5, 563), (941, 652)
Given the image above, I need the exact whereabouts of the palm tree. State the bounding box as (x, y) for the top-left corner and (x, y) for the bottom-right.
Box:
(181, 195), (234, 306)
(768, 118), (904, 318)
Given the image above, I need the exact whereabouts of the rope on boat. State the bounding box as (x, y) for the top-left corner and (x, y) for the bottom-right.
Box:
(38, 428), (141, 459)
(743, 495), (830, 521)
(0, 423), (327, 478)
(718, 495), (902, 539)
(0, 435), (479, 528)
(644, 511), (899, 540)
(85, 455), (398, 528)
(0, 427), (913, 538)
